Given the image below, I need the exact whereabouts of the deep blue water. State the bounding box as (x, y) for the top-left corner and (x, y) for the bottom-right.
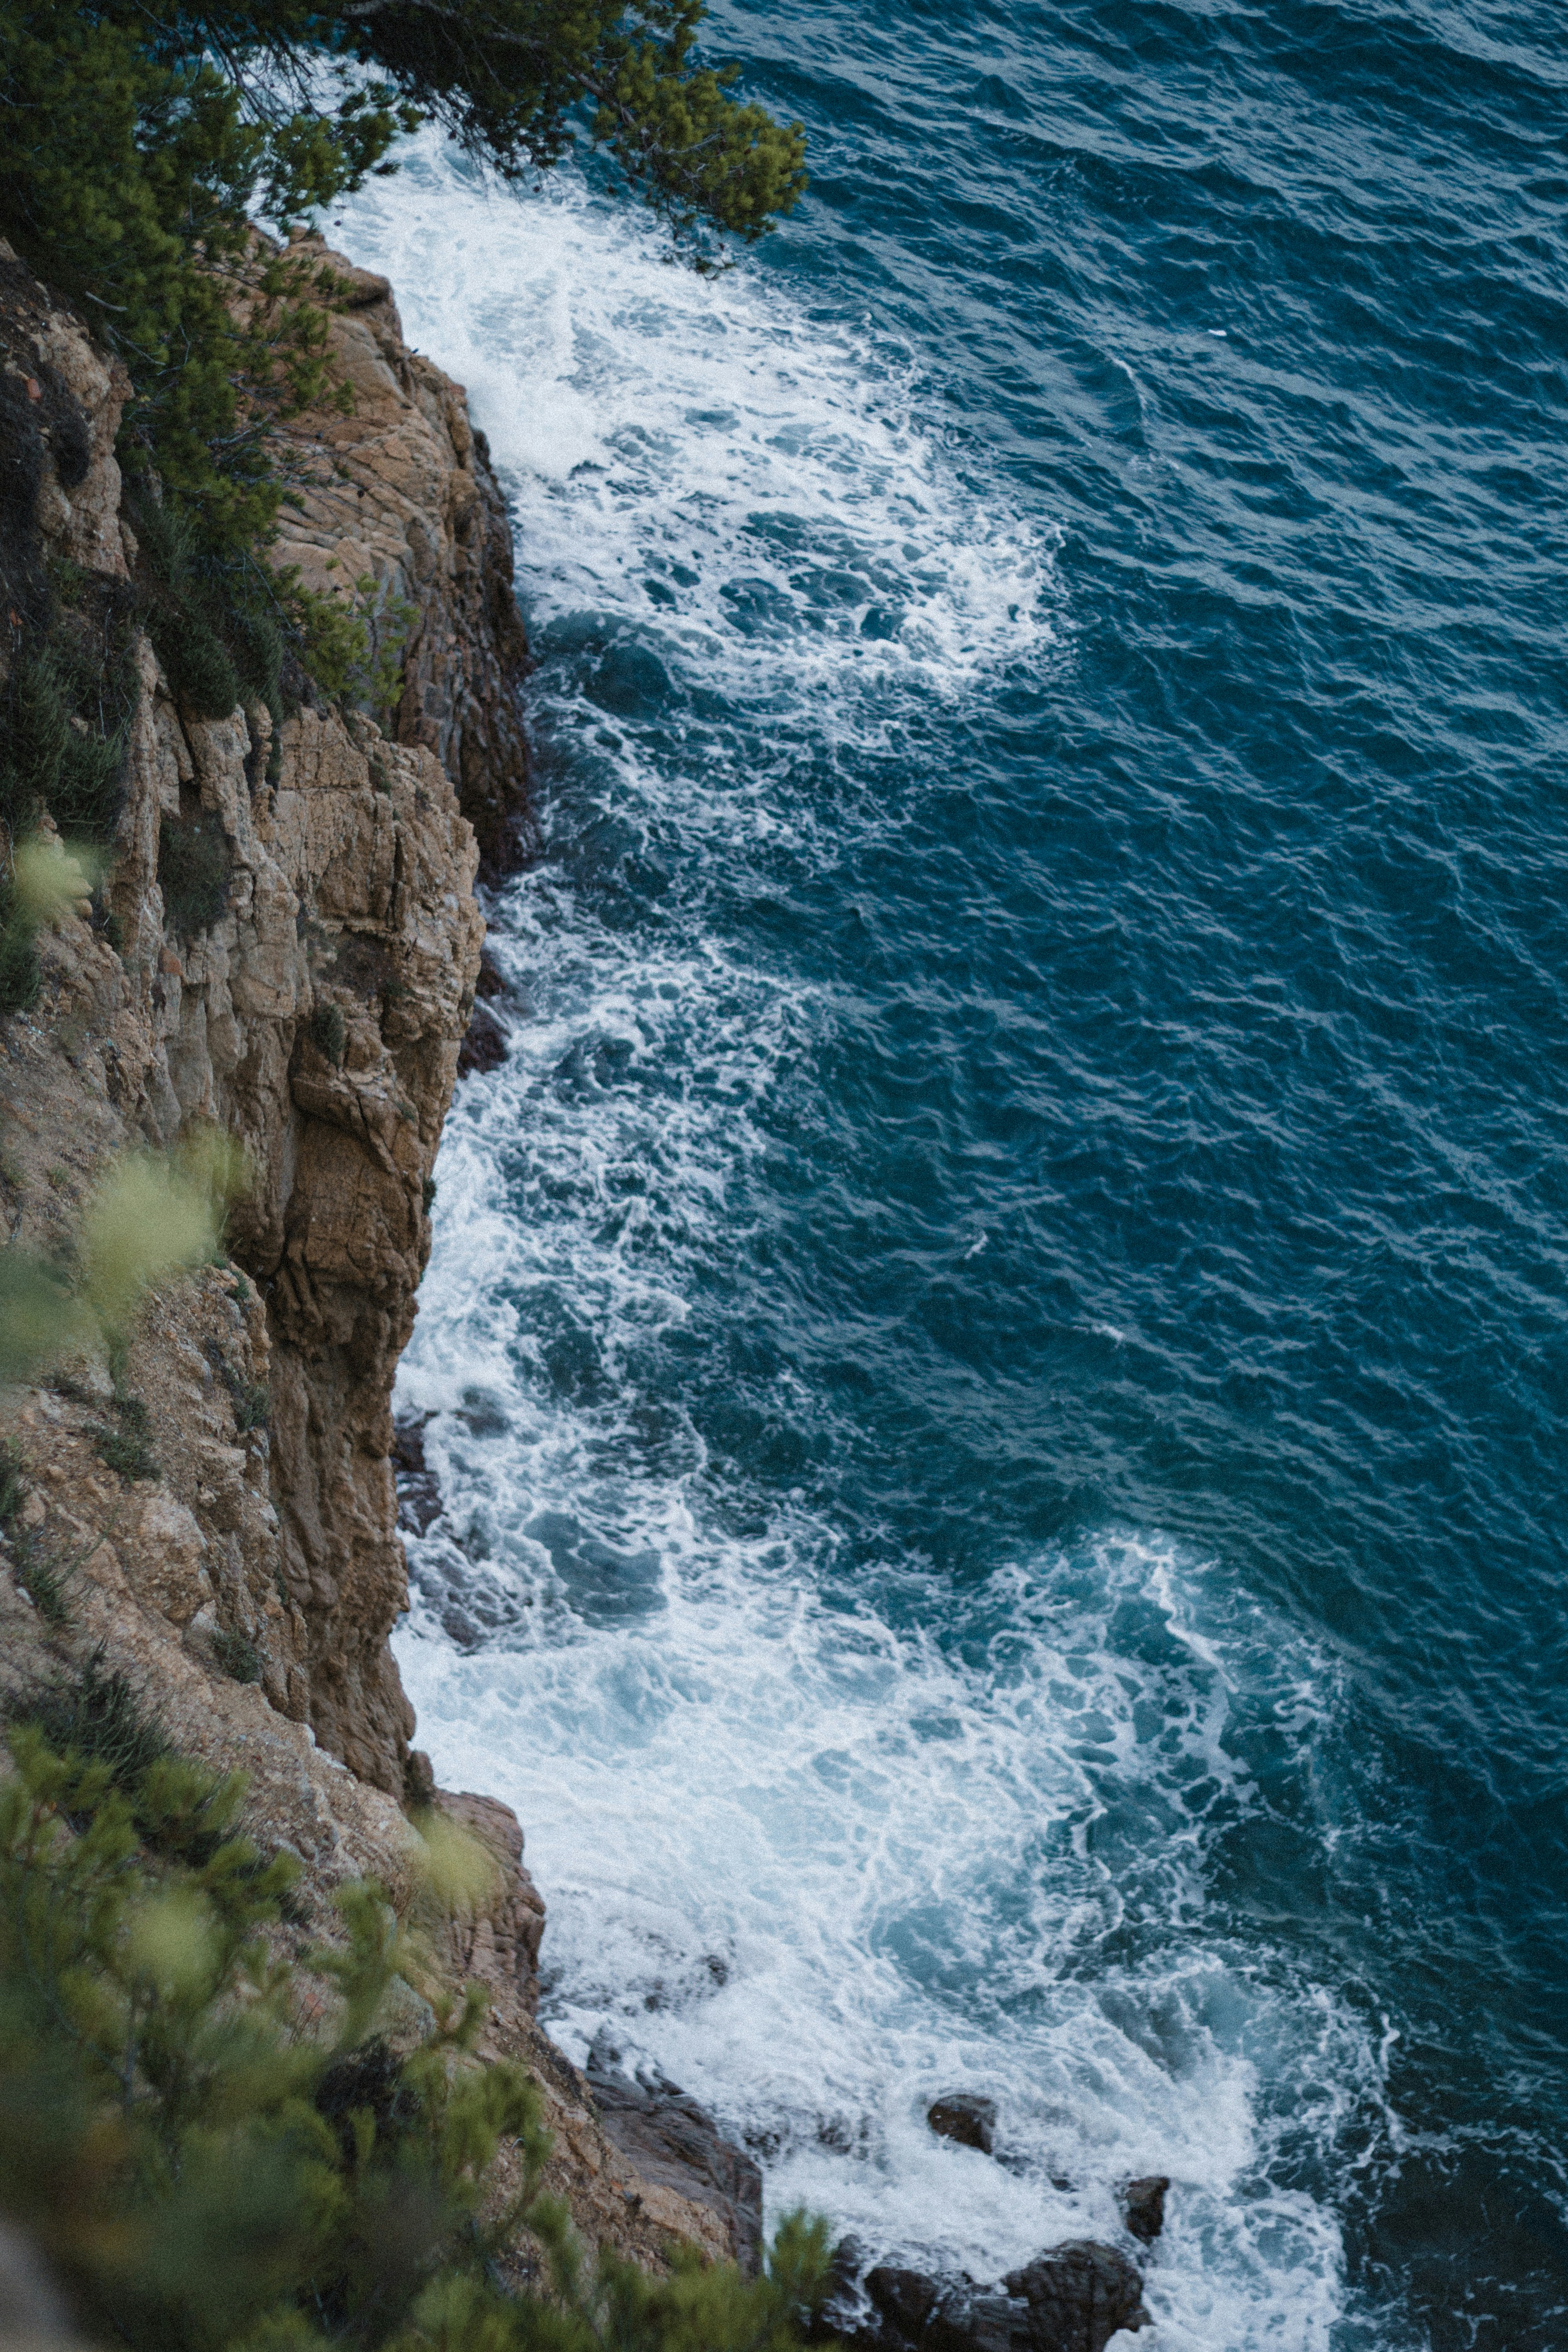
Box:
(333, 3), (1568, 2343)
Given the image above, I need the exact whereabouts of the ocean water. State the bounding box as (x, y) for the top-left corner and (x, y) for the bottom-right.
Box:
(326, 2), (1568, 2343)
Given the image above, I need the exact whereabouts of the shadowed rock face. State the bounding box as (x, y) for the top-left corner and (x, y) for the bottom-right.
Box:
(585, 2033), (765, 2276)
(1003, 2245), (1149, 2352)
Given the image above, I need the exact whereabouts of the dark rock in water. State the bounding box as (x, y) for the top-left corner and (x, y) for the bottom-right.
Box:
(585, 2032), (764, 2275)
(927, 2093), (998, 2155)
(867, 2268), (942, 2339)
(457, 996), (507, 1076)
(475, 943), (507, 999)
(1004, 2242), (1149, 2351)
(809, 2236), (867, 2340)
(1121, 2176), (1169, 2244)
(391, 1413), (442, 1535)
(857, 2241), (1145, 2352)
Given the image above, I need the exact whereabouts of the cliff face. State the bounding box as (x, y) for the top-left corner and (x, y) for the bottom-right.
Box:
(271, 239), (536, 881)
(1, 235), (510, 1798)
(0, 247), (759, 2276)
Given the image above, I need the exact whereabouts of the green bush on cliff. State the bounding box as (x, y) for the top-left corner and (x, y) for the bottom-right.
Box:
(0, 1719), (834, 2352)
(0, 0), (802, 575)
(0, 0), (803, 884)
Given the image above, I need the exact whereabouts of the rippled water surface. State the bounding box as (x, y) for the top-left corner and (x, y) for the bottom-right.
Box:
(330, 3), (1568, 2343)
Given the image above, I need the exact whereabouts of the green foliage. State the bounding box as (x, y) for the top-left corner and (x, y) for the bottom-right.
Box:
(0, 2), (368, 556)
(216, 1356), (270, 1433)
(0, 907), (39, 1015)
(0, 0), (804, 872)
(91, 1415), (161, 1483)
(0, 1441), (75, 1623)
(292, 568), (415, 716)
(0, 1244), (85, 1382)
(92, 1394), (161, 1488)
(0, 622), (133, 846)
(159, 812), (233, 939)
(0, 1438), (23, 1530)
(310, 1001), (347, 1066)
(0, 1723), (833, 2352)
(211, 1628), (262, 1684)
(9, 1653), (176, 1798)
(0, 574), (136, 1010)
(37, 0), (808, 262)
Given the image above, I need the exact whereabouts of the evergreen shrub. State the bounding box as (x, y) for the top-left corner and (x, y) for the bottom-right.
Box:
(0, 1720), (834, 2352)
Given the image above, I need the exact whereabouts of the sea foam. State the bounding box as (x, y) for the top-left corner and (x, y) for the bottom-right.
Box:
(327, 135), (1388, 2351)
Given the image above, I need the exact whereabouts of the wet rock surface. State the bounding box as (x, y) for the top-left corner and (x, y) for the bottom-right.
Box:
(391, 1414), (443, 1537)
(927, 2094), (998, 2154)
(1120, 2177), (1168, 2245)
(1004, 2245), (1149, 2350)
(457, 995), (507, 1076)
(585, 2032), (765, 2276)
(842, 2238), (1149, 2352)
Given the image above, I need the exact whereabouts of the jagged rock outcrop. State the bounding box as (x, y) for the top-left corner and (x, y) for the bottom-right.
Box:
(853, 2246), (1150, 2352)
(435, 1787), (548, 2012)
(586, 2033), (766, 2277)
(270, 238), (534, 879)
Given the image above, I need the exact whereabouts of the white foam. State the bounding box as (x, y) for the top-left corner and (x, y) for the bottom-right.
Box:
(326, 131), (1055, 722)
(324, 134), (1383, 2352)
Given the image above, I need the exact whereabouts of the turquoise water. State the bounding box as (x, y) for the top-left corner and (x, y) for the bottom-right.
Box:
(331, 3), (1568, 2342)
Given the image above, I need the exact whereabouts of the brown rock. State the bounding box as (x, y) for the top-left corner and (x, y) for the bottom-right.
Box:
(586, 2033), (765, 2275)
(272, 237), (535, 879)
(435, 1787), (546, 2012)
(927, 2092), (997, 2154)
(0, 239), (748, 2290)
(0, 242), (484, 1795)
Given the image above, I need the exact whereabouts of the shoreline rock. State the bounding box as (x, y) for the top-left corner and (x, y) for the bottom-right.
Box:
(927, 2094), (998, 2155)
(845, 2241), (1149, 2352)
(585, 2032), (766, 2277)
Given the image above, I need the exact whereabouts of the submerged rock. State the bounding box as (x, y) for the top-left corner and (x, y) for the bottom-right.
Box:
(926, 2093), (998, 2155)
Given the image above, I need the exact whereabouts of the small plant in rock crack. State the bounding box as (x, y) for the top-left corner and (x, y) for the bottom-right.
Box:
(0, 1443), (74, 1626)
(91, 1395), (159, 1483)
(309, 1001), (347, 1066)
(11, 1525), (96, 1627)
(211, 1627), (262, 1684)
(223, 1361), (269, 1433)
(0, 1439), (25, 1532)
(205, 1339), (269, 1434)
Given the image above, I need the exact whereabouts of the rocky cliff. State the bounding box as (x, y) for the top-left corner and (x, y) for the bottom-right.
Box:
(0, 244), (755, 2274)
